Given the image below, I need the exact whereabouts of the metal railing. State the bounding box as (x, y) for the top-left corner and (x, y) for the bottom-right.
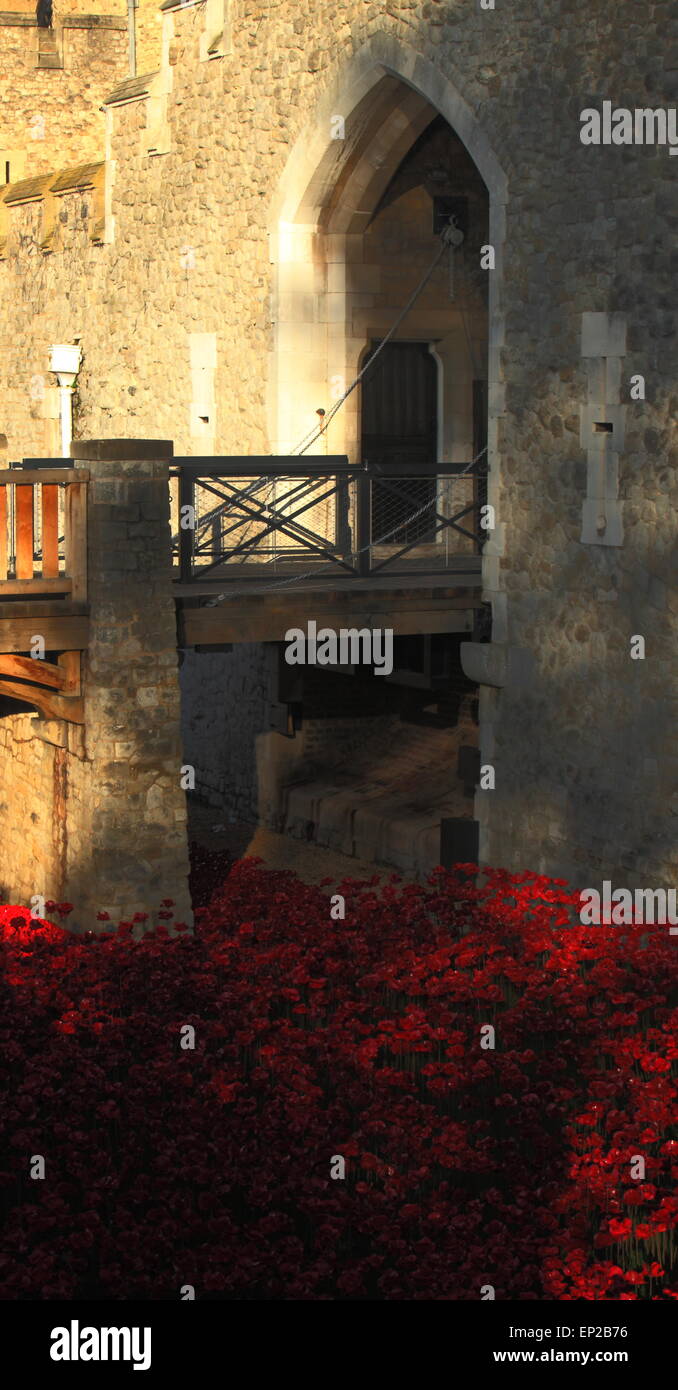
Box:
(171, 456), (487, 585)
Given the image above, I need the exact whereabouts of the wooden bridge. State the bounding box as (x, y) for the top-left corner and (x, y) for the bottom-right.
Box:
(0, 453), (486, 720)
(0, 465), (88, 721)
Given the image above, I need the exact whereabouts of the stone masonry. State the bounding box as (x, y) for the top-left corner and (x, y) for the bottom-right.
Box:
(0, 440), (193, 929)
(0, 1), (162, 182)
(0, 0), (676, 892)
(68, 438), (192, 926)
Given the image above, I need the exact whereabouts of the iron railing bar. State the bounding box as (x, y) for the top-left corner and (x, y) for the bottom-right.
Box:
(368, 512), (480, 574)
(195, 522), (355, 568)
(192, 473), (357, 538)
(170, 475), (273, 547)
(187, 539), (359, 578)
(170, 458), (482, 478)
(194, 475), (339, 546)
(195, 478), (356, 556)
(170, 455), (352, 477)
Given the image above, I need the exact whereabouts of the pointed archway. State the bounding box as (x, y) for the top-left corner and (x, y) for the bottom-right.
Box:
(267, 34), (505, 499)
(266, 37), (508, 869)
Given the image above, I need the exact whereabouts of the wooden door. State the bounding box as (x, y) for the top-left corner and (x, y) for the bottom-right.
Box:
(361, 341), (437, 544)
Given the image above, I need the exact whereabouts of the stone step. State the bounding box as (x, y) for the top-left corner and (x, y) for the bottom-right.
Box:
(282, 777), (467, 877)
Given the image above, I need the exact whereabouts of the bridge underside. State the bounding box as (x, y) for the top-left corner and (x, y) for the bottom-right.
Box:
(0, 583), (481, 688)
(0, 600), (89, 654)
(0, 580), (480, 657)
(178, 576), (482, 647)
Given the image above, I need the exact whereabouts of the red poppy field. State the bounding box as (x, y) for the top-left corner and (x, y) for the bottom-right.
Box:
(0, 856), (676, 1300)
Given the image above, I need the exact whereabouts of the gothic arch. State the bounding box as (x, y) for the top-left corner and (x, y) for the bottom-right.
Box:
(269, 34), (507, 228)
(266, 36), (508, 873)
(266, 32), (506, 524)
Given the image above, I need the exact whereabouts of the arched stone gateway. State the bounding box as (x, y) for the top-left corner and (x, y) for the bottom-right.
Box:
(266, 37), (508, 868)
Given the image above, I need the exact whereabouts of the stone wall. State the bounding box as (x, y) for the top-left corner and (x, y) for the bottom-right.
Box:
(0, 713), (87, 907)
(0, 10), (130, 180)
(0, 440), (193, 929)
(180, 643), (273, 822)
(0, 0), (675, 890)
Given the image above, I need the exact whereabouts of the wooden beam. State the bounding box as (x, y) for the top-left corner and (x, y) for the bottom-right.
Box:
(0, 616), (89, 653)
(0, 652), (64, 689)
(58, 650), (81, 695)
(182, 600), (477, 646)
(0, 469), (90, 484)
(0, 651), (80, 693)
(0, 600), (88, 618)
(41, 482), (59, 578)
(65, 479), (88, 601)
(0, 578), (72, 596)
(172, 569), (482, 598)
(0, 677), (84, 723)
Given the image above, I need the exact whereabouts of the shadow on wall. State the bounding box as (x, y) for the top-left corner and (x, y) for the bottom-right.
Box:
(482, 575), (678, 892)
(0, 709), (90, 921)
(179, 644), (271, 825)
(0, 706), (194, 931)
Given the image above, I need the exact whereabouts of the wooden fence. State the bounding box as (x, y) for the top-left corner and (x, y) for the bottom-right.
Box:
(0, 468), (88, 601)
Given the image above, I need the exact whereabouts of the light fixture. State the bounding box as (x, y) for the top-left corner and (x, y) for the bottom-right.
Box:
(48, 343), (82, 458)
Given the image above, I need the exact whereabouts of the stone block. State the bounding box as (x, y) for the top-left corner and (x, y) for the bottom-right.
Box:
(33, 719), (68, 748)
(580, 312), (627, 359)
(460, 641), (535, 692)
(136, 686), (160, 707)
(581, 498), (624, 546)
(189, 332), (218, 370)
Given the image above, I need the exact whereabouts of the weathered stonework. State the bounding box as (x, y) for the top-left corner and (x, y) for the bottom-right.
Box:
(0, 1), (676, 891)
(0, 712), (86, 906)
(0, 440), (193, 929)
(0, 1), (161, 181)
(70, 438), (192, 925)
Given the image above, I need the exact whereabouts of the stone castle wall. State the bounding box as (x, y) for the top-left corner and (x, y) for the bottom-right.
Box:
(180, 644), (273, 823)
(0, 1), (162, 182)
(0, 0), (676, 890)
(0, 442), (193, 929)
(0, 714), (88, 907)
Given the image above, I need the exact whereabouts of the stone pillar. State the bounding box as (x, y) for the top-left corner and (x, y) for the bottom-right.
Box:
(68, 439), (193, 931)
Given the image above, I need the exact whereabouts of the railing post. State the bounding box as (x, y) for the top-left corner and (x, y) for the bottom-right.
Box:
(335, 472), (351, 560)
(0, 483), (7, 581)
(178, 468), (194, 582)
(41, 481), (60, 579)
(15, 483), (34, 580)
(356, 466), (371, 577)
(65, 475), (88, 601)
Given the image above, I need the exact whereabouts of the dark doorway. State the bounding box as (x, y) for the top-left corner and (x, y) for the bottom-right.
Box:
(361, 341), (437, 545)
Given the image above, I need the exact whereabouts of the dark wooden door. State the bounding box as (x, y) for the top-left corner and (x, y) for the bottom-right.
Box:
(361, 341), (437, 544)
